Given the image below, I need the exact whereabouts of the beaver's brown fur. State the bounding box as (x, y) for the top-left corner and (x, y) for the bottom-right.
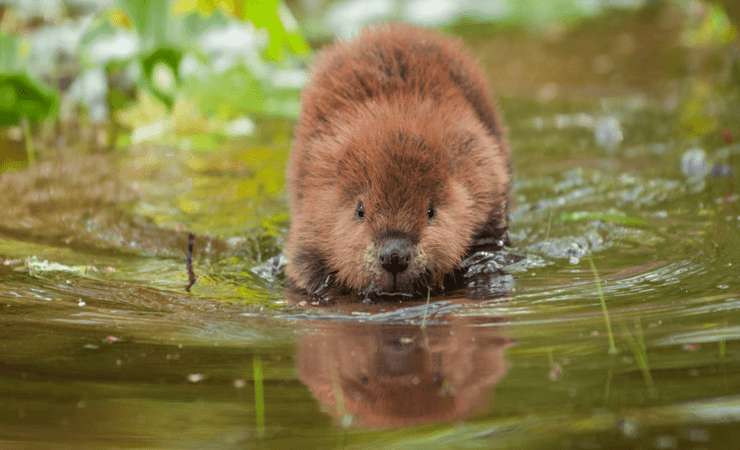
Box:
(286, 24), (511, 296)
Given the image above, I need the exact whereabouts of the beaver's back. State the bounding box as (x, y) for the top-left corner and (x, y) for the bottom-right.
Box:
(294, 24), (507, 150)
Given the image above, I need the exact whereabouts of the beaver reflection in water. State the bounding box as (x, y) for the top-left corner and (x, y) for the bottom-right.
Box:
(296, 319), (512, 428)
(286, 24), (511, 297)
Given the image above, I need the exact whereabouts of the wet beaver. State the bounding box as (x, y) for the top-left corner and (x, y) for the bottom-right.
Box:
(286, 24), (511, 297)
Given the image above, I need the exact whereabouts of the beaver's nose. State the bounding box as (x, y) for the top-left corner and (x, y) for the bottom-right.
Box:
(379, 238), (411, 275)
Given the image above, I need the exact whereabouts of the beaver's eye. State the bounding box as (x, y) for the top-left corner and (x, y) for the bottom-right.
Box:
(427, 202), (436, 221)
(356, 201), (365, 221)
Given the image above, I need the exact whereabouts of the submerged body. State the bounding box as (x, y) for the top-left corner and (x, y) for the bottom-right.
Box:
(286, 24), (511, 296)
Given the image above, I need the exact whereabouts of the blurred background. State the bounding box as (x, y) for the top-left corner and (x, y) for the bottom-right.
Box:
(1, 0), (737, 168)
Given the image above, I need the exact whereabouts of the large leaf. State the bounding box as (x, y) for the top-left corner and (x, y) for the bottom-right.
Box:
(141, 47), (184, 108)
(0, 74), (56, 126)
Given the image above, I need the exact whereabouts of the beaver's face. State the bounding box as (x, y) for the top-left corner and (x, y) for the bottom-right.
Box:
(325, 131), (478, 295)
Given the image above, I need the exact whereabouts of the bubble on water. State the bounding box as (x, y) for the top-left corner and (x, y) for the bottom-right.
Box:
(710, 164), (734, 178)
(653, 435), (678, 449)
(651, 143), (668, 155)
(617, 419), (640, 438)
(681, 147), (708, 180)
(594, 116), (623, 151)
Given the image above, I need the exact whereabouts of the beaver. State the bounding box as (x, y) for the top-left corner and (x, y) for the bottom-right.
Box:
(286, 24), (511, 297)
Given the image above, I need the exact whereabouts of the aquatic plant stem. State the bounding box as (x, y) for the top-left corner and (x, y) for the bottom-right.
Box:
(589, 259), (617, 355)
(546, 208), (553, 240)
(253, 354), (265, 438)
(22, 117), (35, 166)
(421, 287), (431, 330)
(604, 358), (614, 403)
(620, 319), (656, 397)
(185, 232), (196, 292)
(420, 287), (431, 349)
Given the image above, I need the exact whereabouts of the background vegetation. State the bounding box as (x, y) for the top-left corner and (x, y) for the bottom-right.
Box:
(0, 0), (737, 172)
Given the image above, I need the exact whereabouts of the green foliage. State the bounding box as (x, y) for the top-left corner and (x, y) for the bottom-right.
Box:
(244, 0), (310, 60)
(183, 65), (263, 118)
(119, 0), (185, 51)
(0, 0), (309, 156)
(141, 47), (183, 108)
(172, 0), (310, 60)
(0, 30), (25, 74)
(0, 74), (56, 127)
(0, 31), (57, 127)
(682, 3), (738, 47)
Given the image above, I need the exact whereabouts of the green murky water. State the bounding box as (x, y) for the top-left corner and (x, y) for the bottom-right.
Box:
(1, 8), (739, 450)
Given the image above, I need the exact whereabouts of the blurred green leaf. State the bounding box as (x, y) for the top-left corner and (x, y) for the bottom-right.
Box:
(244, 0), (310, 60)
(118, 0), (189, 52)
(142, 47), (183, 108)
(179, 133), (223, 151)
(0, 74), (56, 126)
(0, 30), (27, 74)
(172, 0), (310, 60)
(182, 65), (264, 119)
(679, 80), (718, 137)
(683, 3), (738, 47)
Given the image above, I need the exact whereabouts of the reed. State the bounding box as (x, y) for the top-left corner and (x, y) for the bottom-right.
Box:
(253, 354), (265, 438)
(22, 117), (35, 166)
(421, 287), (431, 330)
(589, 259), (617, 354)
(620, 319), (656, 397)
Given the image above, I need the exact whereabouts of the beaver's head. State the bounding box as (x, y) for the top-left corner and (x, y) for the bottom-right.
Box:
(323, 118), (483, 295)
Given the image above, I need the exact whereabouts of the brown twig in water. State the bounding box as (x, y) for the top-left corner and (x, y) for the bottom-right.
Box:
(722, 128), (734, 207)
(185, 232), (196, 292)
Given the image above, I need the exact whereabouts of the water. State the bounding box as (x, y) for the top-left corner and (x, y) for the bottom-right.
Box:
(1, 6), (739, 450)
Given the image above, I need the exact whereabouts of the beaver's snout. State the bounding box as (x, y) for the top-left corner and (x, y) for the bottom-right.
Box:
(378, 233), (413, 276)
